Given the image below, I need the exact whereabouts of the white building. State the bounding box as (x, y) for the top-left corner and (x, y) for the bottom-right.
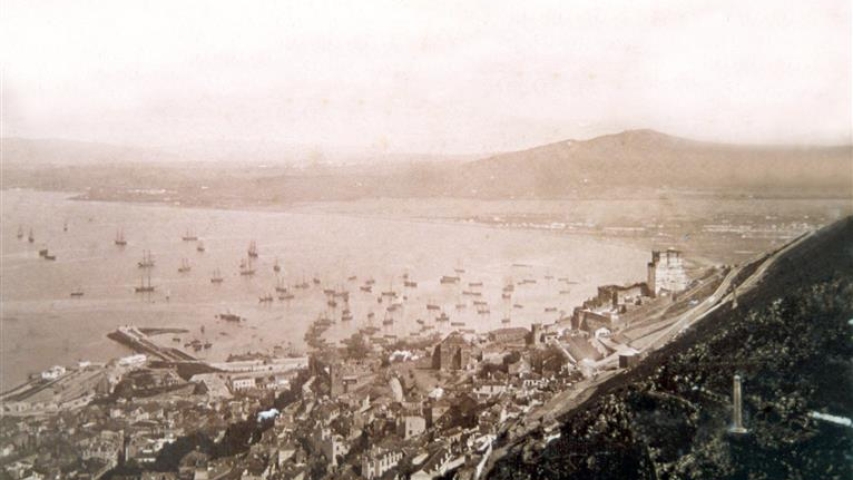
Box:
(41, 365), (66, 381)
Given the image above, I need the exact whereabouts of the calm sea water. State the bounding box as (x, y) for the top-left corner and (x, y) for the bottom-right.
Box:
(0, 189), (649, 388)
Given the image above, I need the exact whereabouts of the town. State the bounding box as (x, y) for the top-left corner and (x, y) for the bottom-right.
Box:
(1, 242), (778, 480)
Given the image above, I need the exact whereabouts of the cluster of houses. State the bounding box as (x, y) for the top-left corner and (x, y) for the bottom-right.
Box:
(2, 249), (693, 480)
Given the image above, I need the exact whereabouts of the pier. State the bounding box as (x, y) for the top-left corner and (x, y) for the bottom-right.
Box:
(108, 326), (197, 362)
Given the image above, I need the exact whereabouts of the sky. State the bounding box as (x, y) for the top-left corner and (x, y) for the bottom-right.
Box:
(1, 0), (850, 156)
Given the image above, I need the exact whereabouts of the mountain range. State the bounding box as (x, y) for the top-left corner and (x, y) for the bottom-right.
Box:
(2, 130), (851, 201)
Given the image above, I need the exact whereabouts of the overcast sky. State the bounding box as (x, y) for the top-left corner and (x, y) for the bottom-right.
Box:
(1, 0), (850, 155)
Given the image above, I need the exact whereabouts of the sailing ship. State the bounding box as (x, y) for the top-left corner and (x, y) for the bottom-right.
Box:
(182, 229), (198, 241)
(239, 257), (255, 276)
(178, 258), (191, 273)
(211, 268), (224, 284)
(196, 240), (205, 252)
(247, 240), (258, 258)
(115, 229), (127, 246)
(135, 271), (155, 293)
(137, 250), (155, 268)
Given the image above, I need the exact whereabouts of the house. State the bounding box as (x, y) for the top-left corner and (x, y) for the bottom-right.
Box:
(361, 446), (403, 480)
(397, 415), (426, 440)
(230, 377), (256, 392)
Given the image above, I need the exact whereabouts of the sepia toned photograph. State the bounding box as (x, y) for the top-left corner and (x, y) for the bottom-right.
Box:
(1, 1), (851, 479)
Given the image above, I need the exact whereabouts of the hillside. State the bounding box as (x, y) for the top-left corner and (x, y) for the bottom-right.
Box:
(2, 131), (851, 203)
(488, 216), (853, 480)
(452, 130), (852, 198)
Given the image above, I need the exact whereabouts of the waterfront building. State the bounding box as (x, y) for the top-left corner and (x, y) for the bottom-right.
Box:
(647, 248), (689, 296)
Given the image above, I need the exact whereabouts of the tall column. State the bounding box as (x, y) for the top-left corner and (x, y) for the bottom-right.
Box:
(730, 374), (747, 434)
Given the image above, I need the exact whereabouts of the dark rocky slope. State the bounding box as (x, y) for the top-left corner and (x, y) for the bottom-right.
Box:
(489, 216), (853, 480)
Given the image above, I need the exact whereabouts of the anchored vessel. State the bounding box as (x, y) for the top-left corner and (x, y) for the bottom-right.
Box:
(135, 272), (155, 293)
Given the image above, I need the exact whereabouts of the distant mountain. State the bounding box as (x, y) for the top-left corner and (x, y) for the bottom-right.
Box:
(449, 129), (852, 197)
(2, 131), (851, 201)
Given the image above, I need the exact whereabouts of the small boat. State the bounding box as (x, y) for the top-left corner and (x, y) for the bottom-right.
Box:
(38, 248), (48, 257)
(259, 294), (274, 303)
(341, 310), (353, 321)
(134, 272), (155, 293)
(454, 268), (465, 274)
(327, 300), (337, 308)
(559, 290), (572, 295)
(182, 229), (198, 241)
(477, 307), (490, 315)
(178, 258), (191, 273)
(279, 292), (295, 301)
(313, 277), (321, 285)
(513, 304), (524, 309)
(347, 275), (357, 281)
(273, 258), (281, 273)
(16, 226), (23, 239)
(544, 307), (558, 313)
(203, 342), (212, 349)
(63, 221), (68, 232)
(44, 254), (56, 261)
(468, 282), (483, 288)
(115, 229), (127, 246)
(70, 288), (84, 298)
(360, 285), (372, 293)
(196, 241), (205, 253)
(501, 318), (511, 324)
(502, 293), (512, 299)
(138, 250), (155, 268)
(211, 268), (224, 284)
(426, 304), (440, 311)
(451, 322), (465, 327)
(247, 240), (258, 259)
(275, 278), (288, 293)
(473, 300), (487, 306)
(440, 275), (460, 284)
(365, 278), (376, 286)
(27, 229), (34, 243)
(436, 312), (450, 322)
(404, 280), (418, 288)
(381, 290), (397, 298)
(382, 317), (394, 326)
(416, 319), (425, 325)
(502, 284), (514, 293)
(455, 303), (467, 310)
(217, 312), (243, 322)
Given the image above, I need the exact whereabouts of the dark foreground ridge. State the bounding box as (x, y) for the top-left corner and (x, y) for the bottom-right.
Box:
(489, 216), (853, 480)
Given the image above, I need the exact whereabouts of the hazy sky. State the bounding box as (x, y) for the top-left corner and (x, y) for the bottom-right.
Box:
(1, 0), (850, 155)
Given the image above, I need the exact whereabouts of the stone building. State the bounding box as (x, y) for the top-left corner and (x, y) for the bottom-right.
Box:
(432, 332), (473, 371)
(647, 248), (688, 296)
